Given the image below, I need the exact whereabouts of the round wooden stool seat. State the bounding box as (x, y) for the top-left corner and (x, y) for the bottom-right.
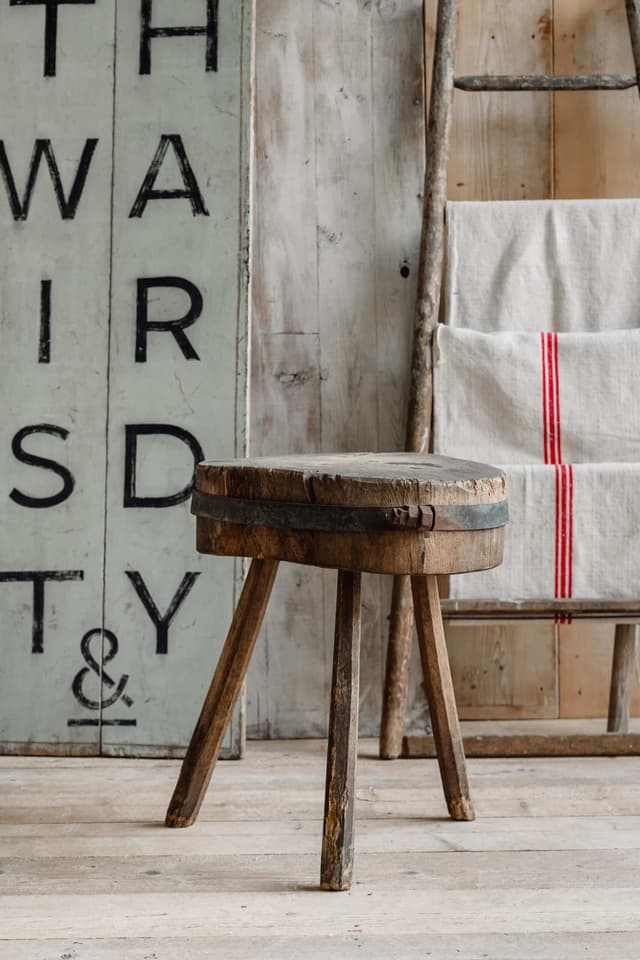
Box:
(192, 452), (507, 575)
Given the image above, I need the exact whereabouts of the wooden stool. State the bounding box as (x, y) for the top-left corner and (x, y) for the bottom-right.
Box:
(165, 453), (507, 890)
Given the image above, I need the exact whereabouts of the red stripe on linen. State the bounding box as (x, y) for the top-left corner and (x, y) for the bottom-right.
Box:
(560, 466), (567, 597)
(554, 463), (560, 604)
(552, 333), (562, 464)
(540, 333), (573, 624)
(540, 333), (549, 464)
(568, 464), (574, 597)
(546, 333), (557, 464)
(555, 466), (565, 623)
(567, 464), (574, 623)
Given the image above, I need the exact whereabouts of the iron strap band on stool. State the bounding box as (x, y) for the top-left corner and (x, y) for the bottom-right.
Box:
(191, 491), (508, 534)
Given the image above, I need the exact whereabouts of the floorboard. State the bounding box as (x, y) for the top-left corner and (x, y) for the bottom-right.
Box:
(1, 737), (640, 957)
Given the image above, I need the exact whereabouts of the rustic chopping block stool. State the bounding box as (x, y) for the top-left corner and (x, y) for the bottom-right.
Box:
(165, 453), (507, 890)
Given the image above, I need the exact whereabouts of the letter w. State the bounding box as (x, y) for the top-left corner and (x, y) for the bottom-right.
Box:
(0, 138), (98, 221)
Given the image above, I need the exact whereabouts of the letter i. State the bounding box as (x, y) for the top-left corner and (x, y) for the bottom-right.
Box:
(39, 279), (51, 364)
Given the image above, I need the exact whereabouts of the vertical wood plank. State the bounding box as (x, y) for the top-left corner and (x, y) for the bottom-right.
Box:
(313, 0), (382, 737)
(247, 0), (326, 739)
(252, 560), (330, 738)
(554, 0), (640, 198)
(101, 0), (251, 756)
(0, 1), (116, 752)
(448, 623), (559, 720)
(438, 0), (553, 200)
(313, 0), (378, 457)
(559, 622), (640, 718)
(252, 0), (409, 739)
(252, 1), (319, 337)
(251, 334), (322, 460)
(555, 0), (640, 719)
(373, 0), (425, 457)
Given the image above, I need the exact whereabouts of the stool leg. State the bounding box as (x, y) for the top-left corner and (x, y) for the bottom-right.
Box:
(411, 574), (474, 822)
(321, 570), (362, 891)
(608, 623), (639, 733)
(380, 575), (414, 759)
(165, 558), (279, 829)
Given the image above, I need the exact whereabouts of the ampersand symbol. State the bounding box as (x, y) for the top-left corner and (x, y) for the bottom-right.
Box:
(72, 629), (134, 711)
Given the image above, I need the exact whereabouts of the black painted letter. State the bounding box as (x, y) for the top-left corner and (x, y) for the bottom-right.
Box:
(0, 139), (98, 221)
(123, 424), (204, 508)
(10, 424), (75, 509)
(129, 135), (208, 219)
(10, 0), (96, 78)
(39, 279), (51, 363)
(0, 571), (83, 653)
(139, 0), (218, 75)
(126, 571), (200, 654)
(136, 277), (202, 362)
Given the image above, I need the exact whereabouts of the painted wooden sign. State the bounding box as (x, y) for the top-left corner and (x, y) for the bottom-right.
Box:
(0, 0), (251, 757)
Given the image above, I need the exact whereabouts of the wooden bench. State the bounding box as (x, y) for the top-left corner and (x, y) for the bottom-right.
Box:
(165, 453), (508, 890)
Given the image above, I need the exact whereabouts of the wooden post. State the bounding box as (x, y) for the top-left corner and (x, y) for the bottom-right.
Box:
(165, 558), (279, 828)
(626, 0), (640, 89)
(380, 0), (459, 759)
(407, 0), (459, 452)
(411, 575), (474, 821)
(380, 575), (414, 758)
(608, 624), (639, 734)
(321, 570), (362, 892)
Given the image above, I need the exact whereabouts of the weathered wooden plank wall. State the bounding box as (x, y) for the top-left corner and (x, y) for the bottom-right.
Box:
(249, 0), (640, 738)
(249, 0), (425, 737)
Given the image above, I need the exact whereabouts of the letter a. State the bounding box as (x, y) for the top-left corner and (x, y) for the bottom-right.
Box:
(129, 135), (209, 219)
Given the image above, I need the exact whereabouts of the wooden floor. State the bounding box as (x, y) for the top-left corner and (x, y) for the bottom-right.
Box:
(2, 730), (640, 958)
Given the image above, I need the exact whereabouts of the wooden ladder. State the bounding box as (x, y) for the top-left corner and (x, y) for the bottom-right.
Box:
(380, 0), (640, 761)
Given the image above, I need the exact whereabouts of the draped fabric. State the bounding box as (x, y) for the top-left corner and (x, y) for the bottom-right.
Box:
(444, 199), (640, 333)
(434, 200), (640, 606)
(433, 327), (640, 465)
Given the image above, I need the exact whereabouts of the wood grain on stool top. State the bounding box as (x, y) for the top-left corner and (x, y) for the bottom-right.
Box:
(195, 453), (506, 507)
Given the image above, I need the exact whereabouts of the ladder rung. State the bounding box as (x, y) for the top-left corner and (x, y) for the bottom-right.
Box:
(455, 73), (638, 92)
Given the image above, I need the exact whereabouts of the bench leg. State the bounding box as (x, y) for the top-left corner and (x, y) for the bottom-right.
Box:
(321, 570), (362, 891)
(411, 574), (474, 822)
(608, 623), (639, 733)
(165, 558), (279, 829)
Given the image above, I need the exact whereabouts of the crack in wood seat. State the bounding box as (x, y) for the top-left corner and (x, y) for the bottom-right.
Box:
(165, 453), (508, 891)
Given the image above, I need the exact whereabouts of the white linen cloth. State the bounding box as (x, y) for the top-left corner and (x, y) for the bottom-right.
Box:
(432, 326), (640, 464)
(435, 199), (640, 604)
(444, 199), (640, 333)
(447, 463), (640, 602)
